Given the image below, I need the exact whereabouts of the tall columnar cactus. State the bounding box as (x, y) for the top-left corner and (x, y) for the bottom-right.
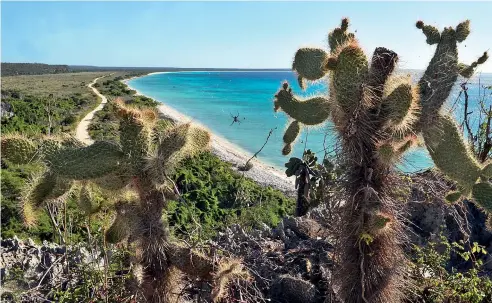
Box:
(274, 18), (489, 303)
(1, 99), (247, 302)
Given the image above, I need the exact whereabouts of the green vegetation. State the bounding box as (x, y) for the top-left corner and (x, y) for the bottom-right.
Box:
(1, 162), (53, 241)
(1, 63), (70, 76)
(168, 152), (295, 239)
(1, 72), (107, 243)
(0, 160), (103, 244)
(1, 72), (106, 135)
(410, 236), (492, 303)
(1, 237), (142, 303)
(88, 73), (159, 141)
(273, 18), (489, 303)
(1, 100), (250, 303)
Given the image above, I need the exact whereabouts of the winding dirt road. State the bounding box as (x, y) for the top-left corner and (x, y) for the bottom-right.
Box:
(75, 77), (108, 145)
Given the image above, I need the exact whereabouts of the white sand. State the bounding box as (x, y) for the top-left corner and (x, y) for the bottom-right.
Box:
(122, 76), (296, 195)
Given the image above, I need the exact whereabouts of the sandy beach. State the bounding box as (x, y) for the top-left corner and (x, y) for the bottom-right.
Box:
(121, 76), (296, 195)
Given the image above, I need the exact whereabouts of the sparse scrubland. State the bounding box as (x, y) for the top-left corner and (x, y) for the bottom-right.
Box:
(1, 18), (492, 303)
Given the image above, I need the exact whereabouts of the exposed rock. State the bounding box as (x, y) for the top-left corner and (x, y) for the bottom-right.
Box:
(270, 275), (319, 303)
(0, 237), (106, 289)
(0, 101), (14, 118)
(214, 213), (334, 302)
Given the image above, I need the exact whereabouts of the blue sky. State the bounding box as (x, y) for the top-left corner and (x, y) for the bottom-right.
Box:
(2, 1), (492, 72)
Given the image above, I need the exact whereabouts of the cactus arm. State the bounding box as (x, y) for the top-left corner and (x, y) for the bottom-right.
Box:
(22, 171), (57, 208)
(381, 79), (420, 135)
(282, 121), (301, 155)
(472, 182), (492, 211)
(328, 18), (356, 53)
(274, 82), (330, 125)
(423, 115), (482, 192)
(117, 104), (154, 174)
(106, 212), (129, 243)
(415, 21), (441, 45)
(78, 182), (103, 215)
(455, 20), (470, 42)
(146, 124), (211, 186)
(417, 29), (459, 118)
(417, 20), (488, 122)
(331, 41), (369, 113)
(20, 171), (73, 226)
(293, 48), (330, 89)
(47, 141), (124, 180)
(105, 201), (140, 243)
(367, 47), (398, 97)
(458, 52), (489, 78)
(1, 134), (38, 164)
(482, 163), (492, 179)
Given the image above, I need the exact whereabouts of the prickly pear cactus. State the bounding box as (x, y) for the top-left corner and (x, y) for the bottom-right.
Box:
(3, 98), (244, 303)
(273, 18), (489, 303)
(1, 134), (38, 164)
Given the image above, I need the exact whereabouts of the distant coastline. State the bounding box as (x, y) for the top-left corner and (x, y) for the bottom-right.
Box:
(121, 73), (296, 194)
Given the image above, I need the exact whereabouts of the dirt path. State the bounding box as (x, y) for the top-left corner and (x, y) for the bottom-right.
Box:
(75, 75), (295, 194)
(75, 77), (107, 144)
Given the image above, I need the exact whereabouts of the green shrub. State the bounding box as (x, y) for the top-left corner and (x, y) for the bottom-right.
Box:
(410, 235), (492, 303)
(167, 152), (295, 239)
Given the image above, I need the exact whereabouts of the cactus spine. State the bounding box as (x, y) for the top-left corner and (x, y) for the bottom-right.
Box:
(1, 99), (243, 302)
(273, 18), (488, 303)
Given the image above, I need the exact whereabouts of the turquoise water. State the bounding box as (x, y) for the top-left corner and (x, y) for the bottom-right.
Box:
(127, 71), (492, 173)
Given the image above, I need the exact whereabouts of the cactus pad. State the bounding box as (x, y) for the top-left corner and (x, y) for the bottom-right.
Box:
(106, 215), (129, 244)
(24, 172), (57, 207)
(48, 141), (124, 180)
(416, 21), (440, 45)
(472, 182), (492, 212)
(292, 48), (329, 83)
(328, 18), (356, 52)
(274, 83), (330, 125)
(455, 20), (470, 42)
(482, 163), (492, 179)
(282, 121), (301, 155)
(1, 135), (38, 164)
(423, 115), (481, 191)
(382, 78), (420, 134)
(376, 143), (395, 164)
(119, 111), (153, 173)
(445, 191), (462, 203)
(79, 183), (104, 215)
(332, 42), (369, 112)
(146, 123), (211, 185)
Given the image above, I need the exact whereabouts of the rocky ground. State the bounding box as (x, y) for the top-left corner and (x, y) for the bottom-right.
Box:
(212, 207), (337, 303)
(2, 171), (491, 302)
(0, 237), (109, 302)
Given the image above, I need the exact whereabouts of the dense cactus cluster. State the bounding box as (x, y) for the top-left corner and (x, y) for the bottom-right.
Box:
(1, 99), (247, 302)
(274, 18), (489, 302)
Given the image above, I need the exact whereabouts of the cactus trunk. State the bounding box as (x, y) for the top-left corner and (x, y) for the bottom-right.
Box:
(273, 18), (488, 303)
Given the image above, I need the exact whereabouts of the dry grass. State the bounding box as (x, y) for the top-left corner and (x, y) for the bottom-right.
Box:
(1, 72), (107, 99)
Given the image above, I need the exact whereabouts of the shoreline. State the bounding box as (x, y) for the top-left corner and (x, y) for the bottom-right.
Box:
(121, 75), (296, 195)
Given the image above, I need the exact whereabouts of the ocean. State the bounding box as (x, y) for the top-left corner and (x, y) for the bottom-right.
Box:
(127, 71), (492, 173)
